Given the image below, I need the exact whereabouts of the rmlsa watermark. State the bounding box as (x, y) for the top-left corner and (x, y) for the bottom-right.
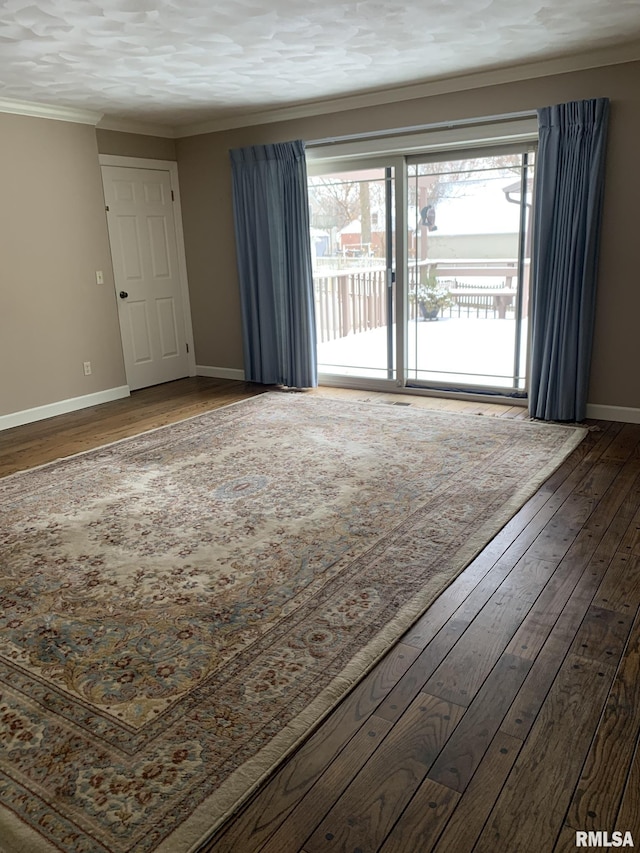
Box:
(576, 831), (634, 848)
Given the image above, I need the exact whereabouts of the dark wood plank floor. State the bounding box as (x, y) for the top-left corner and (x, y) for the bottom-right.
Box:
(2, 378), (639, 853)
(0, 377), (270, 478)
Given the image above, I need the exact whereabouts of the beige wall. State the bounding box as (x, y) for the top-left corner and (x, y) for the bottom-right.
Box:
(176, 60), (640, 411)
(0, 113), (126, 417)
(96, 128), (177, 160)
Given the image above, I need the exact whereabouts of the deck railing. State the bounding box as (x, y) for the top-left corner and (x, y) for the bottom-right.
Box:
(314, 267), (389, 343)
(313, 258), (526, 342)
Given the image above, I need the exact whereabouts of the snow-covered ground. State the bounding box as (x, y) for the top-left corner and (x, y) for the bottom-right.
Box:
(317, 316), (528, 389)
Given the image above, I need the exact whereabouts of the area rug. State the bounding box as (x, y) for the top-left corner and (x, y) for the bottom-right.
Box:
(0, 392), (586, 853)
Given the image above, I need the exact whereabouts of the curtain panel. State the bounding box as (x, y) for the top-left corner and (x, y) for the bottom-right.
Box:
(529, 98), (610, 422)
(230, 140), (317, 389)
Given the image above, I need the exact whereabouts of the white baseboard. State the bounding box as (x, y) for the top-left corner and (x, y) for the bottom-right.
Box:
(196, 365), (246, 381)
(0, 386), (130, 432)
(586, 403), (640, 424)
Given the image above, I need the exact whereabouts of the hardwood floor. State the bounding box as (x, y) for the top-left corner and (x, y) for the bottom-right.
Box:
(2, 378), (639, 853)
(0, 377), (270, 478)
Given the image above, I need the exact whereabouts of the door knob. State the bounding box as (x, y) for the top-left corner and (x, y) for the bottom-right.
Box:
(119, 291), (129, 299)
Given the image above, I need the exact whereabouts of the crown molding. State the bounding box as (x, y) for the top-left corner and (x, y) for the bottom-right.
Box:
(96, 116), (177, 138)
(0, 97), (102, 125)
(173, 39), (640, 138)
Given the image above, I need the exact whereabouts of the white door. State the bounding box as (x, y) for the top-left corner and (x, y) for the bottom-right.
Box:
(102, 165), (190, 390)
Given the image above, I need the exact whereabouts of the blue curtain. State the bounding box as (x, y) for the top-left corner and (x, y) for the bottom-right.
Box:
(529, 98), (609, 421)
(230, 140), (317, 388)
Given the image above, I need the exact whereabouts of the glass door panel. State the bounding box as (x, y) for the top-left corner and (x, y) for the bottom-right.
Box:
(406, 151), (534, 393)
(308, 166), (395, 380)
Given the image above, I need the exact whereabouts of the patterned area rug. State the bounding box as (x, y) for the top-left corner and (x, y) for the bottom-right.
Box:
(0, 393), (586, 853)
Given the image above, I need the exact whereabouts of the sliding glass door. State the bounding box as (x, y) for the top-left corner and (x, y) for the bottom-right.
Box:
(307, 164), (396, 380)
(307, 141), (536, 396)
(406, 151), (534, 393)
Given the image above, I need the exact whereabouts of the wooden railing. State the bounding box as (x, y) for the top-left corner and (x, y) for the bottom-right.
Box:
(421, 260), (518, 285)
(314, 267), (388, 343)
(422, 259), (527, 320)
(313, 259), (526, 341)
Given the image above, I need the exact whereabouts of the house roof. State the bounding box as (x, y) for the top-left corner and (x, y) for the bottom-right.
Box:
(0, 0), (639, 135)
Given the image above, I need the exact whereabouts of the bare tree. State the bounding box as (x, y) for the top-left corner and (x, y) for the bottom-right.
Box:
(308, 177), (361, 232)
(308, 174), (385, 236)
(410, 153), (525, 213)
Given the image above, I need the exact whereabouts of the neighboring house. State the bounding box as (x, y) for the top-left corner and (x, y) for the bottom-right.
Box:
(1, 54), (639, 428)
(337, 216), (386, 257)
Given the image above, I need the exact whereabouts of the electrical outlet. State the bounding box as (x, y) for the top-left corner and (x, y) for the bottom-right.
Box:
(96, 270), (104, 285)
(83, 361), (92, 375)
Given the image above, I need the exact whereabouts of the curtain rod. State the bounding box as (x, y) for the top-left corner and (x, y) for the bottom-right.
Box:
(305, 110), (537, 148)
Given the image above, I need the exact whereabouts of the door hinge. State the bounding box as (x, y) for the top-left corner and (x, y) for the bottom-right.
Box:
(105, 205), (110, 212)
(171, 190), (175, 201)
(186, 342), (189, 353)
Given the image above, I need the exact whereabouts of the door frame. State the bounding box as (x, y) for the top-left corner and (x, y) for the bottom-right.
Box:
(307, 154), (406, 389)
(99, 154), (196, 381)
(306, 119), (537, 405)
(404, 146), (534, 396)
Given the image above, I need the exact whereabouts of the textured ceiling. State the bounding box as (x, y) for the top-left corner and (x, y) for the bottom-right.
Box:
(1, 0), (640, 129)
